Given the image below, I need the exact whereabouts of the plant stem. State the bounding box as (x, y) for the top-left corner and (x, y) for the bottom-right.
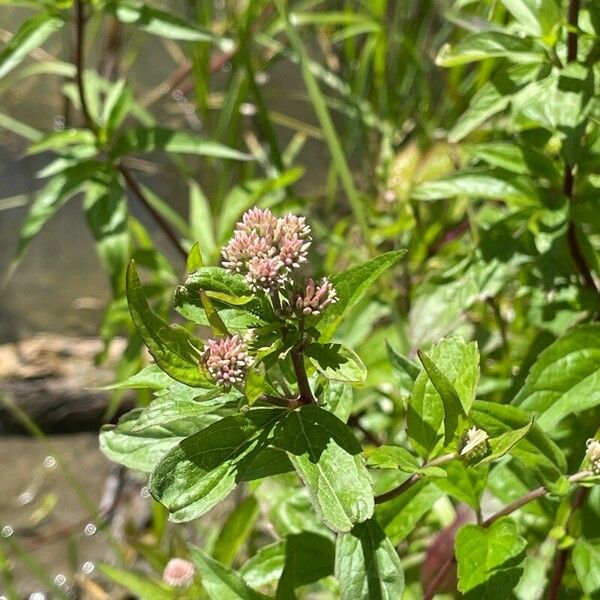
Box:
(74, 0), (95, 131)
(562, 0), (599, 295)
(117, 165), (187, 260)
(374, 453), (457, 504)
(291, 345), (314, 404)
(423, 470), (592, 600)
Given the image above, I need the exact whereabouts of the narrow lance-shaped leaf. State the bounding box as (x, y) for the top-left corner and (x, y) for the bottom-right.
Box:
(126, 261), (213, 387)
(0, 12), (64, 79)
(418, 349), (467, 447)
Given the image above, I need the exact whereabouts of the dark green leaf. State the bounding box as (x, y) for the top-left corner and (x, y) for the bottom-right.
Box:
(150, 409), (283, 522)
(335, 518), (404, 600)
(316, 250), (406, 341)
(126, 261), (213, 387)
(273, 405), (373, 533)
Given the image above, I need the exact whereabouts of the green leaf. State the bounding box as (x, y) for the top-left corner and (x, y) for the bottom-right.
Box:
(110, 127), (252, 160)
(386, 341), (420, 393)
(190, 547), (269, 600)
(455, 518), (526, 595)
(436, 32), (544, 67)
(412, 169), (540, 207)
(366, 445), (420, 472)
(240, 542), (285, 590)
(99, 409), (213, 472)
(513, 324), (600, 430)
(188, 180), (216, 260)
(470, 400), (567, 483)
(321, 381), (353, 422)
(418, 349), (467, 447)
(100, 363), (174, 391)
(276, 532), (336, 599)
(107, 0), (228, 47)
(305, 342), (367, 384)
(99, 564), (175, 600)
(126, 261), (213, 387)
(101, 79), (133, 135)
(316, 250), (406, 341)
(501, 0), (562, 37)
(573, 539), (600, 598)
(375, 480), (443, 544)
(214, 495), (260, 567)
(28, 129), (97, 154)
(178, 267), (254, 305)
(83, 173), (129, 293)
(0, 13), (64, 79)
(476, 420), (534, 465)
(335, 518), (404, 600)
(436, 461), (488, 511)
(408, 336), (479, 458)
(150, 409), (283, 522)
(273, 405), (373, 533)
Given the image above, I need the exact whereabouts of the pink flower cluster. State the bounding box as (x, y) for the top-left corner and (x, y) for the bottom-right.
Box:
(296, 277), (338, 315)
(162, 558), (195, 588)
(222, 208), (311, 292)
(204, 334), (253, 386)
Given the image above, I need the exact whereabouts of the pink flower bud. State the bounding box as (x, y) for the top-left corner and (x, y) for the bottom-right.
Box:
(162, 558), (195, 588)
(204, 335), (253, 386)
(295, 277), (338, 315)
(246, 255), (287, 292)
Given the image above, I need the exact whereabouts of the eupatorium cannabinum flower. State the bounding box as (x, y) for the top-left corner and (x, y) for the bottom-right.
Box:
(586, 438), (600, 474)
(162, 558), (195, 588)
(222, 208), (311, 291)
(296, 277), (338, 315)
(204, 335), (253, 385)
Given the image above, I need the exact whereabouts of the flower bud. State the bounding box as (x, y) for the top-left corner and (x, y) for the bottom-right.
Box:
(586, 439), (600, 475)
(460, 427), (489, 461)
(204, 335), (253, 386)
(162, 558), (195, 588)
(295, 277), (338, 316)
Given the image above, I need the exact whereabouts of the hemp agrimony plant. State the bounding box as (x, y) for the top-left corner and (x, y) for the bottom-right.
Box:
(100, 207), (599, 599)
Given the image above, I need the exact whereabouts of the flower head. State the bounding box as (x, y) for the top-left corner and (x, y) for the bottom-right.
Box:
(460, 426), (489, 461)
(204, 335), (253, 386)
(296, 277), (338, 315)
(222, 208), (312, 291)
(162, 558), (195, 588)
(246, 255), (287, 292)
(586, 438), (600, 474)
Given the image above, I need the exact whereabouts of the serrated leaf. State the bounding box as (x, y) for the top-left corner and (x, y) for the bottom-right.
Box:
(150, 409), (283, 522)
(476, 420), (534, 465)
(0, 12), (64, 79)
(437, 32), (544, 67)
(513, 324), (600, 430)
(110, 127), (252, 160)
(126, 261), (213, 387)
(455, 518), (526, 595)
(335, 518), (404, 600)
(408, 336), (479, 458)
(191, 547), (269, 600)
(316, 250), (406, 342)
(273, 405), (373, 533)
(305, 342), (367, 384)
(99, 409), (214, 472)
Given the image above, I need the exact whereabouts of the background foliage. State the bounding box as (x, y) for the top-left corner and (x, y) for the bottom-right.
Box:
(1, 0), (600, 598)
